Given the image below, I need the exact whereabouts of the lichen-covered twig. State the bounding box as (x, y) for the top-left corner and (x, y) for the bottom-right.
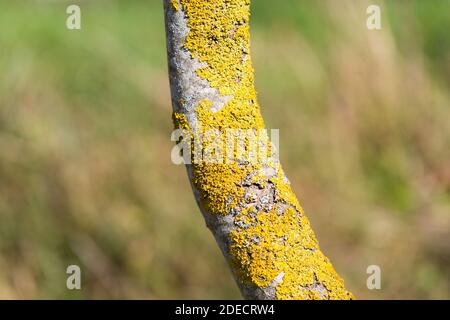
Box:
(163, 0), (354, 300)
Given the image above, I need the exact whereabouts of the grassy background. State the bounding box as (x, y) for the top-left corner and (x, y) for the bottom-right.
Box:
(0, 0), (449, 299)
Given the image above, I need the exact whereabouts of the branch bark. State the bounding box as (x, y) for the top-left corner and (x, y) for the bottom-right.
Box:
(163, 0), (353, 300)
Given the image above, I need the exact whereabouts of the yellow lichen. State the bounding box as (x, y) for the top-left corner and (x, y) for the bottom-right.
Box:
(193, 163), (249, 214)
(170, 0), (180, 11)
(172, 112), (189, 131)
(171, 0), (354, 299)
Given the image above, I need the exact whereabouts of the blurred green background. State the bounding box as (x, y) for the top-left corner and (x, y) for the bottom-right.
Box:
(0, 0), (449, 299)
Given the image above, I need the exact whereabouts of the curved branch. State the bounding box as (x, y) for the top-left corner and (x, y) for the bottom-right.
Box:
(163, 0), (353, 300)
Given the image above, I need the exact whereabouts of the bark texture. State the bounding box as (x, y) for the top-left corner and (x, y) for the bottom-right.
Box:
(163, 0), (354, 300)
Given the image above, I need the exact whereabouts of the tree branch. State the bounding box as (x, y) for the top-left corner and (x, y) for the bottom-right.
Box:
(163, 0), (353, 300)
